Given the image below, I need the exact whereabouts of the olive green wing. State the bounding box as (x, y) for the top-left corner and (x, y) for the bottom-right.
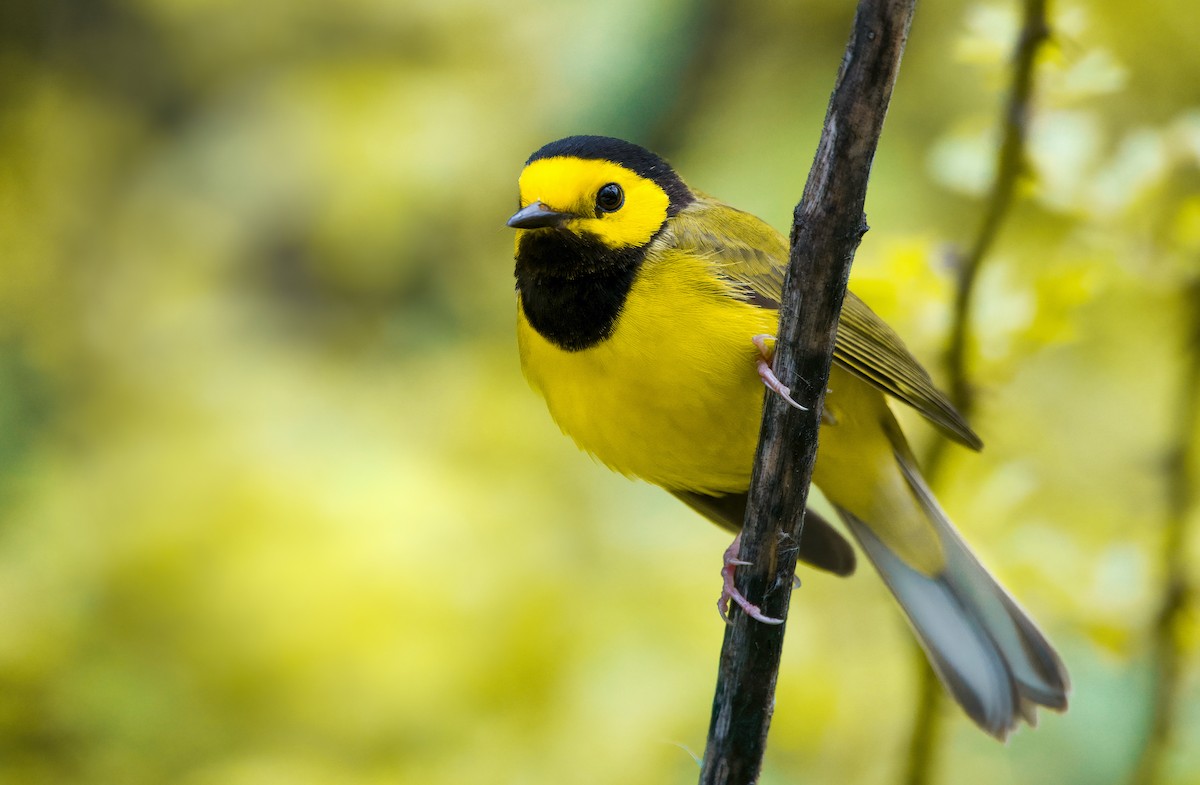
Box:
(664, 193), (790, 306)
(668, 196), (983, 451)
(835, 295), (982, 449)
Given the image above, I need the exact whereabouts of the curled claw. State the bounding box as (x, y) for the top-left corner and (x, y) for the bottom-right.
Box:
(718, 533), (784, 626)
(752, 334), (807, 411)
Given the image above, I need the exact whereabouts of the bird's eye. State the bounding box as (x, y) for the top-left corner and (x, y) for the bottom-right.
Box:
(595, 183), (624, 213)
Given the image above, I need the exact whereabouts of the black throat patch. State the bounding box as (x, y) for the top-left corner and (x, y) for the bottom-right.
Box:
(515, 229), (648, 352)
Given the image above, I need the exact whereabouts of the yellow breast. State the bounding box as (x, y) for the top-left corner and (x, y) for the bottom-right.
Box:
(517, 248), (775, 495)
(517, 243), (933, 565)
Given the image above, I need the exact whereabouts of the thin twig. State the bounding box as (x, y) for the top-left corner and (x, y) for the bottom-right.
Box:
(941, 0), (1050, 421)
(925, 0), (1049, 475)
(1128, 277), (1200, 785)
(902, 657), (944, 785)
(698, 2), (917, 783)
(906, 3), (1049, 783)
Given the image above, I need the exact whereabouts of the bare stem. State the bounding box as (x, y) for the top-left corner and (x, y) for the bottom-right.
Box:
(698, 2), (917, 782)
(940, 0), (1050, 421)
(902, 657), (944, 785)
(907, 2), (1049, 783)
(1128, 277), (1200, 785)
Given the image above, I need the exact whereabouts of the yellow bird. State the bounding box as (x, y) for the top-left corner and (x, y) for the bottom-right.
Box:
(507, 135), (1068, 739)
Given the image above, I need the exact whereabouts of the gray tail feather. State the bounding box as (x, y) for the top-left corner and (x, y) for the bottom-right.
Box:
(835, 455), (1069, 740)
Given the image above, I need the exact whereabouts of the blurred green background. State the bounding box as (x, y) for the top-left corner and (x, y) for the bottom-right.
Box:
(2, 1), (1199, 783)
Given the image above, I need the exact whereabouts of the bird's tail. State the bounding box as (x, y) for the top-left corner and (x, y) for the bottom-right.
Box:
(834, 452), (1069, 739)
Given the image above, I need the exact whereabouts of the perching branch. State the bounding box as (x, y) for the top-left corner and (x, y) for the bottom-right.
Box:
(698, 2), (917, 783)
(905, 4), (1049, 784)
(1129, 276), (1200, 785)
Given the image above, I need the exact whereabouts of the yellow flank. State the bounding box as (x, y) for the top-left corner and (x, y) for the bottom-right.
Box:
(517, 157), (669, 249)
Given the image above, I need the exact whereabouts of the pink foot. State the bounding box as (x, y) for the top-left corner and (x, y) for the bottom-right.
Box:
(752, 334), (806, 410)
(718, 533), (784, 625)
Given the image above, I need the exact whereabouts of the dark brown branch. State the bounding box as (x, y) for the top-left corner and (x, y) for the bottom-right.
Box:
(1129, 276), (1200, 785)
(905, 4), (1048, 783)
(698, 2), (917, 782)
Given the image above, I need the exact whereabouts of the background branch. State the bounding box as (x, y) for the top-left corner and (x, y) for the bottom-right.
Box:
(905, 4), (1048, 783)
(1128, 276), (1200, 785)
(924, 0), (1049, 477)
(940, 0), (1049, 414)
(698, 1), (917, 782)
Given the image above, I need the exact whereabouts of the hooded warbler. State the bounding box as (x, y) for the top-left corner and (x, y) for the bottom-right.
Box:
(507, 135), (1068, 739)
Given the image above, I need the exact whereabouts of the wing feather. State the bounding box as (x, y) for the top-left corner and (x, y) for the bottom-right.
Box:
(664, 196), (983, 450)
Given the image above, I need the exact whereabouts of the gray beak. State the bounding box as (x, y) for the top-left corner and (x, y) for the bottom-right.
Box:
(506, 201), (570, 229)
